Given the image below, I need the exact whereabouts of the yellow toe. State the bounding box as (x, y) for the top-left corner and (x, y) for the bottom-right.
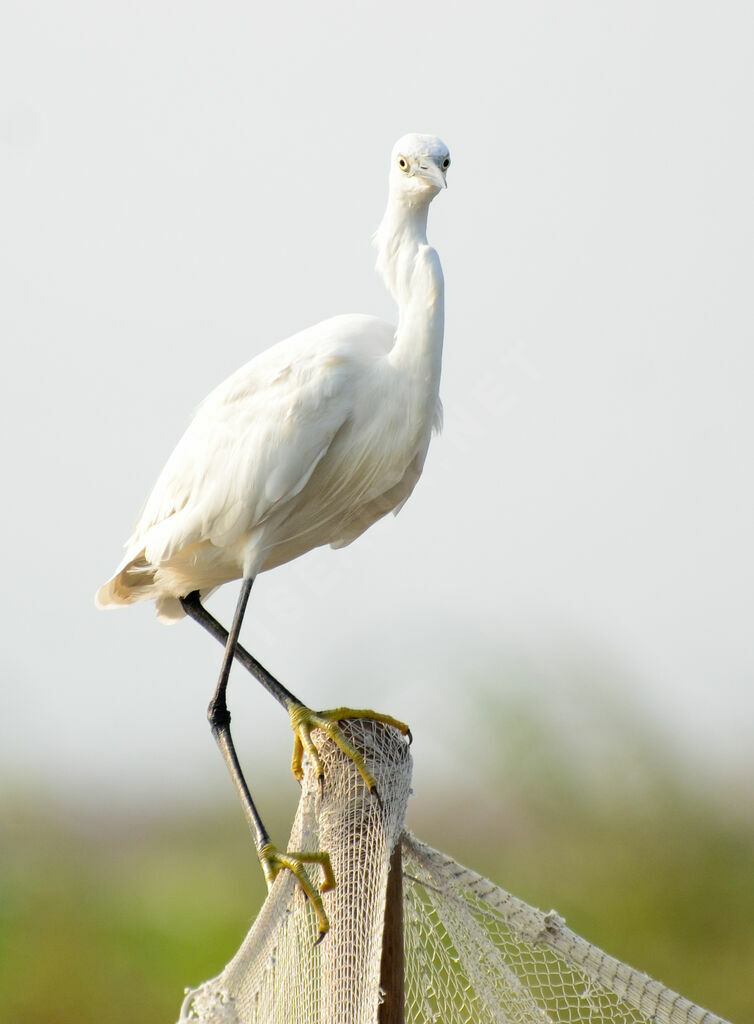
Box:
(258, 841), (335, 940)
(288, 705), (411, 794)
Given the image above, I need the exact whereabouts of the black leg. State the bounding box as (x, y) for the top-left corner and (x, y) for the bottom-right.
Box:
(185, 581), (337, 938)
(205, 577), (273, 852)
(180, 587), (408, 798)
(181, 589), (302, 713)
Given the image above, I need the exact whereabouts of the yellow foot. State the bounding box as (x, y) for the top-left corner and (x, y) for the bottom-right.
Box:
(258, 841), (336, 943)
(289, 705), (412, 795)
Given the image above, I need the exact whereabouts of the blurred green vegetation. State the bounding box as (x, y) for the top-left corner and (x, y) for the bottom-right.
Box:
(413, 678), (754, 1024)
(1, 683), (752, 1024)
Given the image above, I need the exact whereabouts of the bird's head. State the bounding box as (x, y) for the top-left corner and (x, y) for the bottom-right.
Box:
(389, 133), (450, 201)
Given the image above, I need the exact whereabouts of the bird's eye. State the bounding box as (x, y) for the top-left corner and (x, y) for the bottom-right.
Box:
(442, 157), (450, 170)
(397, 156), (409, 172)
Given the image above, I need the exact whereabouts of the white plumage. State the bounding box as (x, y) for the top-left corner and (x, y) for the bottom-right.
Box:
(96, 133), (449, 622)
(95, 133), (451, 935)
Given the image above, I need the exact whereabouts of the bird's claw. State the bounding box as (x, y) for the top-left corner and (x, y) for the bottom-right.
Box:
(258, 841), (336, 941)
(288, 705), (411, 795)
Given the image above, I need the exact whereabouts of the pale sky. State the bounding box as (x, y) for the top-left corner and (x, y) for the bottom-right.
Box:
(1, 1), (752, 812)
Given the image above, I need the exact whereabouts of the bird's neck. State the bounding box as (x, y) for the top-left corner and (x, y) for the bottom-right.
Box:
(374, 193), (445, 385)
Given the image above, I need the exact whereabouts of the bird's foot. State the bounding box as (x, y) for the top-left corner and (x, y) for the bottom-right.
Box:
(258, 841), (336, 943)
(288, 705), (412, 796)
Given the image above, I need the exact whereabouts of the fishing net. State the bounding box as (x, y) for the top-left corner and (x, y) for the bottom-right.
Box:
(178, 719), (732, 1024)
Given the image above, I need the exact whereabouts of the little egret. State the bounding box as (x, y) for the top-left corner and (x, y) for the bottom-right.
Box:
(96, 132), (450, 936)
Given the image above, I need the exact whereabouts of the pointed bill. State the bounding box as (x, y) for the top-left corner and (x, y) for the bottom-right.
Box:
(417, 161), (447, 189)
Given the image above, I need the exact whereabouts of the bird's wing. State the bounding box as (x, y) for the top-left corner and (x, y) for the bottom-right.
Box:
(330, 394), (442, 549)
(128, 315), (393, 567)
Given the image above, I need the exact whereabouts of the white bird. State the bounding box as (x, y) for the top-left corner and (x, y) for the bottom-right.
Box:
(96, 132), (450, 936)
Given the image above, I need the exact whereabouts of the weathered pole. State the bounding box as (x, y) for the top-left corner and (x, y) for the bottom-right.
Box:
(378, 841), (405, 1023)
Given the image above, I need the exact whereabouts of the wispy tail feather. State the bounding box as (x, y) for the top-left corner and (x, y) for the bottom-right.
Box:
(95, 553), (158, 608)
(95, 552), (189, 624)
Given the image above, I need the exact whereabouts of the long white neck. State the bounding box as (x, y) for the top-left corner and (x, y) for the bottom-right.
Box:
(373, 192), (444, 388)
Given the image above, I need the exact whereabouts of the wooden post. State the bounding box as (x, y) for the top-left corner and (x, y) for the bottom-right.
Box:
(378, 840), (405, 1024)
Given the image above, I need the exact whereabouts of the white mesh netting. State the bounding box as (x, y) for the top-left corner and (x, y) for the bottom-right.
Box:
(178, 719), (732, 1024)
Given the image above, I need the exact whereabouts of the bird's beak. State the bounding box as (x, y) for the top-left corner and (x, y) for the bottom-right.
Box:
(417, 160), (448, 190)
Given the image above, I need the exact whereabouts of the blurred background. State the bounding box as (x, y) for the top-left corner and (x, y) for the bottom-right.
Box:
(1, 2), (752, 1022)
